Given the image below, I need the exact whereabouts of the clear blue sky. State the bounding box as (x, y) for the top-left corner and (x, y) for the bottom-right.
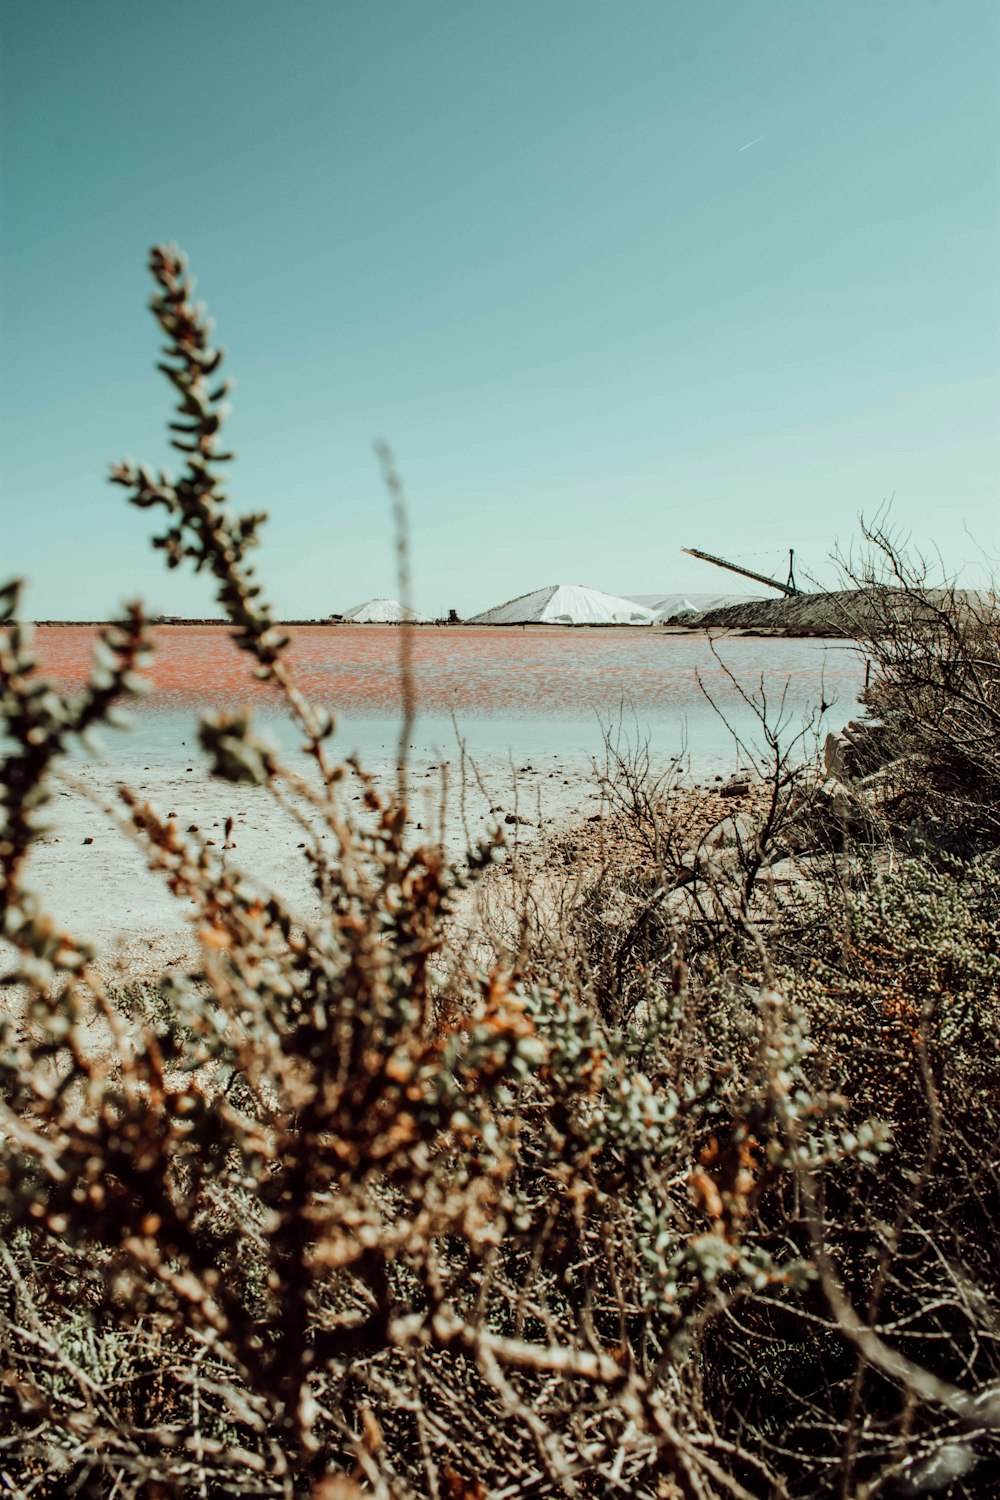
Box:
(2, 0), (998, 619)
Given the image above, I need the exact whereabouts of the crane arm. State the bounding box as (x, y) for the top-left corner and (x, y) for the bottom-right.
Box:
(682, 547), (798, 597)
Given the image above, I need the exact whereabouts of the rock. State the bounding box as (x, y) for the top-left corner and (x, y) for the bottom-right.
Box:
(504, 812), (533, 827)
(824, 719), (890, 780)
(663, 884), (732, 925)
(805, 777), (875, 849)
(705, 812), (755, 850)
(822, 777), (860, 821)
(780, 770), (879, 853)
(823, 730), (853, 781)
(674, 843), (741, 884)
(718, 777), (751, 799)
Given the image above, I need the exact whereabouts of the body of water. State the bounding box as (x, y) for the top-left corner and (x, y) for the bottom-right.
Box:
(31, 624), (866, 774)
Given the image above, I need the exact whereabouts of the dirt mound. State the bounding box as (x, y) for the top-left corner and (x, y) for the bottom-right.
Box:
(677, 588), (881, 635)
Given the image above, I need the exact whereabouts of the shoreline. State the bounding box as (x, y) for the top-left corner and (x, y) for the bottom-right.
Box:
(7, 629), (865, 975)
(9, 737), (779, 986)
(11, 748), (608, 976)
(19, 618), (854, 639)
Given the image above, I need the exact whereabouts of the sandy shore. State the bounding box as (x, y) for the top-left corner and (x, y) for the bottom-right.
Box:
(10, 746), (609, 978)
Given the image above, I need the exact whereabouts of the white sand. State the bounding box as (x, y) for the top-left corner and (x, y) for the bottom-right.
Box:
(10, 747), (604, 976)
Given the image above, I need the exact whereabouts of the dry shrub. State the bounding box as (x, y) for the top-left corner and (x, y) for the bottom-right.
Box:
(1, 248), (999, 1498)
(838, 516), (1000, 855)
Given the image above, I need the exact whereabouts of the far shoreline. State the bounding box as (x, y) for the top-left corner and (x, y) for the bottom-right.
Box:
(19, 618), (850, 639)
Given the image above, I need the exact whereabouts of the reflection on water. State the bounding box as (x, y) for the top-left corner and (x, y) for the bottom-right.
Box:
(32, 625), (866, 772)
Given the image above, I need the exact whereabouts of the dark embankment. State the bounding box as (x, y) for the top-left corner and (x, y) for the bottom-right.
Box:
(679, 585), (991, 636)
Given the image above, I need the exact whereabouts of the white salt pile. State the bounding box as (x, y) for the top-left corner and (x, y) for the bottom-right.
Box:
(471, 584), (654, 626)
(625, 593), (761, 623)
(340, 598), (429, 623)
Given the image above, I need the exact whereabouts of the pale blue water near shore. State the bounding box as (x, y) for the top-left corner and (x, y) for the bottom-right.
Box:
(68, 635), (866, 781)
(27, 634), (868, 951)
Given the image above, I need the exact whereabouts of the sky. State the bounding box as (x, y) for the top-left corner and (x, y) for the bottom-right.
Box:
(2, 0), (998, 620)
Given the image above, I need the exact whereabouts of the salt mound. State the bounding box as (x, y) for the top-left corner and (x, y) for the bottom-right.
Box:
(626, 593), (761, 623)
(341, 598), (429, 623)
(471, 585), (654, 626)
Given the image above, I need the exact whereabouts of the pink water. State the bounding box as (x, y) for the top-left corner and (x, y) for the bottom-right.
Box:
(31, 625), (865, 768)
